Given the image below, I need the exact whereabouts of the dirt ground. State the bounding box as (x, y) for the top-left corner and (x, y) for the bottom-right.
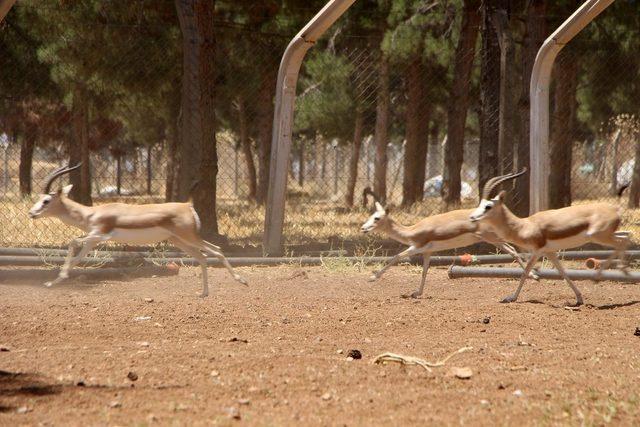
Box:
(1, 263), (640, 426)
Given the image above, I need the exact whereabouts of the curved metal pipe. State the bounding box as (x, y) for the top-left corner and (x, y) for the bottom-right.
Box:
(529, 0), (614, 213)
(263, 0), (356, 256)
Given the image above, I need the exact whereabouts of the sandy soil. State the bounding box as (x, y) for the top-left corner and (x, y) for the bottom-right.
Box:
(1, 264), (640, 426)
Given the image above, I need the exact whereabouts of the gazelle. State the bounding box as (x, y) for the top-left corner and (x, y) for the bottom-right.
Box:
(469, 169), (631, 306)
(28, 164), (248, 298)
(360, 194), (537, 298)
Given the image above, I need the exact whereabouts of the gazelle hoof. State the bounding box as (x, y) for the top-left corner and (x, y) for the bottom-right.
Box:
(199, 292), (209, 298)
(501, 295), (517, 303)
(368, 273), (378, 282)
(236, 275), (248, 286)
(44, 281), (54, 288)
(409, 291), (422, 299)
(529, 270), (540, 281)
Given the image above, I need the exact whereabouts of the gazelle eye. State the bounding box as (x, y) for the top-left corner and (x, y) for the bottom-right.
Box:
(485, 205), (491, 211)
(43, 200), (49, 205)
(374, 217), (379, 222)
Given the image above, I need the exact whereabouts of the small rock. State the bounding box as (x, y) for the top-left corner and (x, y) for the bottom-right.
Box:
(347, 349), (362, 360)
(76, 380), (86, 387)
(634, 327), (640, 337)
(513, 389), (524, 397)
(321, 393), (331, 401)
(147, 414), (157, 422)
(238, 398), (250, 406)
(210, 370), (220, 377)
(450, 367), (473, 379)
(109, 401), (122, 408)
(138, 341), (150, 347)
(228, 337), (248, 343)
(134, 316), (152, 322)
(336, 349), (344, 355)
(482, 317), (491, 324)
(127, 371), (138, 381)
(144, 298), (154, 303)
(480, 399), (490, 406)
(0, 346), (10, 352)
(346, 357), (354, 362)
(364, 338), (372, 343)
(226, 406), (241, 420)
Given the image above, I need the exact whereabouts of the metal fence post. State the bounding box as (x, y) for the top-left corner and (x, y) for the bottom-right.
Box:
(263, 0), (357, 256)
(529, 0), (614, 215)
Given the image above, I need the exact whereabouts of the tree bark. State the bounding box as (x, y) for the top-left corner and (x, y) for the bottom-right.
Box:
(549, 52), (578, 209)
(165, 115), (179, 202)
(491, 3), (520, 177)
(297, 140), (304, 188)
(191, 0), (219, 239)
(442, 0), (480, 207)
(69, 85), (92, 206)
(237, 97), (257, 201)
(373, 55), (390, 204)
(175, 0), (203, 202)
(19, 127), (35, 196)
(478, 1), (501, 198)
(146, 145), (152, 195)
(402, 57), (429, 206)
(255, 67), (277, 205)
(515, 0), (547, 216)
(345, 109), (364, 207)
(628, 137), (640, 208)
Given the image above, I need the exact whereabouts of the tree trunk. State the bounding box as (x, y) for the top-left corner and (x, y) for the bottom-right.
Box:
(146, 145), (152, 195)
(69, 85), (92, 206)
(478, 1), (501, 198)
(175, 0), (203, 202)
(237, 97), (257, 201)
(255, 67), (277, 205)
(427, 122), (440, 179)
(345, 109), (364, 207)
(19, 127), (35, 196)
(442, 0), (480, 207)
(491, 4), (520, 177)
(116, 153), (122, 195)
(297, 141), (304, 187)
(191, 0), (219, 240)
(515, 0), (547, 216)
(374, 55), (390, 204)
(628, 138), (640, 208)
(402, 57), (429, 206)
(165, 115), (179, 202)
(549, 52), (578, 209)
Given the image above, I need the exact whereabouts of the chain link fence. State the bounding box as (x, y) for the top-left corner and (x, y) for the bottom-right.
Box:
(0, 2), (638, 254)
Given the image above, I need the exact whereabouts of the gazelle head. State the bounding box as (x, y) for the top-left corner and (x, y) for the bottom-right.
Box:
(470, 168), (527, 223)
(361, 201), (390, 234)
(28, 163), (81, 219)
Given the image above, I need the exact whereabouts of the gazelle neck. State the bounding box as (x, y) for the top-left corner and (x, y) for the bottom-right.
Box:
(382, 218), (413, 246)
(489, 204), (527, 241)
(58, 197), (92, 231)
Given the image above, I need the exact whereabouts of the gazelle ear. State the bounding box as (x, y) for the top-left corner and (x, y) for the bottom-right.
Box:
(61, 184), (73, 196)
(374, 201), (385, 213)
(497, 190), (506, 201)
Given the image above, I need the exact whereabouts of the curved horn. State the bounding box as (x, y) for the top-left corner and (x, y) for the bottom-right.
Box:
(43, 162), (82, 193)
(362, 186), (382, 208)
(482, 168), (527, 199)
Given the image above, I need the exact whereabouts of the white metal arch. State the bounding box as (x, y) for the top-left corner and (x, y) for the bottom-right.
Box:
(529, 0), (614, 214)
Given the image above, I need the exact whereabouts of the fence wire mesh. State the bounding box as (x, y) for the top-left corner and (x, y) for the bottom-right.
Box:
(0, 1), (638, 254)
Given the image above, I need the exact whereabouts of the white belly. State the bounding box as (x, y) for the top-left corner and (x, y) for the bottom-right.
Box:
(421, 233), (479, 252)
(542, 232), (590, 252)
(110, 227), (172, 245)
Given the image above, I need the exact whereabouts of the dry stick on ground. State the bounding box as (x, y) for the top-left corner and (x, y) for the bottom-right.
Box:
(372, 346), (473, 372)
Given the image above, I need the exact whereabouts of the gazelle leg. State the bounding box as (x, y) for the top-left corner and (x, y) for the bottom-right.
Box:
(594, 232), (631, 280)
(369, 246), (419, 282)
(546, 252), (583, 306)
(201, 240), (247, 285)
(170, 238), (210, 298)
(499, 243), (539, 281)
(408, 253), (431, 298)
(45, 233), (109, 288)
(502, 252), (540, 303)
